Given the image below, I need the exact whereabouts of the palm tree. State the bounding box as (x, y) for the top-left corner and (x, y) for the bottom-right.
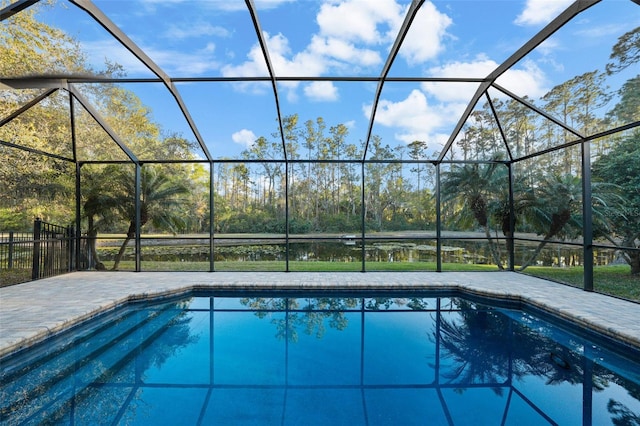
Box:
(82, 165), (123, 270)
(440, 162), (621, 271)
(515, 174), (580, 270)
(516, 173), (622, 270)
(111, 166), (189, 270)
(440, 161), (509, 268)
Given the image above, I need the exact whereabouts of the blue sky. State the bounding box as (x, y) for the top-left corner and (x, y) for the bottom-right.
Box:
(32, 0), (640, 160)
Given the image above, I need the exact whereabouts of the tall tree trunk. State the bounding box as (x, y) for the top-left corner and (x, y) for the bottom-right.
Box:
(518, 210), (571, 271)
(518, 239), (551, 271)
(501, 211), (513, 270)
(484, 225), (504, 270)
(112, 221), (135, 270)
(87, 228), (106, 271)
(85, 215), (106, 270)
(629, 251), (640, 276)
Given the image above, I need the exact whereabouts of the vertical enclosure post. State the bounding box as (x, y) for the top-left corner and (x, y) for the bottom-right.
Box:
(210, 163), (215, 272)
(135, 163), (142, 272)
(285, 161), (290, 272)
(75, 163), (82, 271)
(360, 161), (366, 272)
(67, 225), (75, 272)
(582, 141), (594, 291)
(508, 163), (515, 270)
(8, 231), (14, 269)
(436, 164), (442, 272)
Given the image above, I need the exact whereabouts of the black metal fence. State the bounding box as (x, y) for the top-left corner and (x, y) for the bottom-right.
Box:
(0, 219), (76, 284)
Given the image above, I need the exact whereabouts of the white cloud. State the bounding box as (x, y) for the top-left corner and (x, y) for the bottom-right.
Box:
(573, 23), (629, 39)
(535, 38), (560, 56)
(399, 1), (452, 65)
(427, 56), (498, 78)
(218, 0), (450, 101)
(494, 60), (549, 99)
(221, 38), (270, 77)
(254, 0), (296, 10)
(308, 35), (381, 67)
(282, 80), (301, 103)
(139, 0), (189, 7)
(316, 0), (403, 45)
(80, 39), (152, 75)
(232, 129), (257, 148)
(421, 81), (481, 103)
(267, 34), (328, 76)
(304, 81), (339, 102)
(425, 57), (549, 100)
(218, 0), (453, 105)
(81, 39), (220, 76)
(147, 45), (220, 75)
(222, 32), (328, 78)
(366, 56), (550, 148)
(164, 22), (230, 40)
(365, 89), (461, 144)
(315, 0), (452, 66)
(514, 0), (574, 26)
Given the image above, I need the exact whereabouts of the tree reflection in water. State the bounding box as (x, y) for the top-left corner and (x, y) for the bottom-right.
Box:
(437, 298), (640, 424)
(608, 399), (640, 425)
(240, 297), (359, 341)
(436, 299), (605, 390)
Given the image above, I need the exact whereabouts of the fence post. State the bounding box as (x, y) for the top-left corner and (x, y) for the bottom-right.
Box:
(32, 218), (42, 280)
(8, 231), (14, 269)
(67, 225), (75, 272)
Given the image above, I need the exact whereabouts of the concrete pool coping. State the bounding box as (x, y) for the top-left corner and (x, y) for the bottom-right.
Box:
(1, 271), (639, 358)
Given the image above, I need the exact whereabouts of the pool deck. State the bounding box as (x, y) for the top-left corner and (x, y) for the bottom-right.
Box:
(1, 271), (639, 358)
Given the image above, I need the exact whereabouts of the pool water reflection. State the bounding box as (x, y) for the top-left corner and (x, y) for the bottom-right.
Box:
(1, 293), (639, 425)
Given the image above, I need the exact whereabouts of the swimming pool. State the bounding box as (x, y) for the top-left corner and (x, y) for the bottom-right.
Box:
(1, 291), (639, 425)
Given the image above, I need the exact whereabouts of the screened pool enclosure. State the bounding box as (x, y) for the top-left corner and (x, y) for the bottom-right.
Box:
(1, 1), (639, 293)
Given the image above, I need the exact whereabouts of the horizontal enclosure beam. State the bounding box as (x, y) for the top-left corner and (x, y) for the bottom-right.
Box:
(13, 76), (489, 84)
(0, 139), (75, 163)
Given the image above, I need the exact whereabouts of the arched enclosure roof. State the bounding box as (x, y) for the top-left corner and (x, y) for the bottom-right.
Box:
(2, 0), (638, 165)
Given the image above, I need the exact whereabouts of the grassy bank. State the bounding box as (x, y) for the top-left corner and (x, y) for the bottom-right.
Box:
(0, 269), (31, 287)
(95, 260), (499, 273)
(523, 264), (640, 302)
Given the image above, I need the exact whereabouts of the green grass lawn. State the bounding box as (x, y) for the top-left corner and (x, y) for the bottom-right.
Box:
(522, 264), (640, 302)
(96, 260), (500, 273)
(0, 269), (31, 287)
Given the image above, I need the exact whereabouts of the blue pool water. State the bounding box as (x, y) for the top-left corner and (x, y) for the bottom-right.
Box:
(1, 292), (639, 425)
